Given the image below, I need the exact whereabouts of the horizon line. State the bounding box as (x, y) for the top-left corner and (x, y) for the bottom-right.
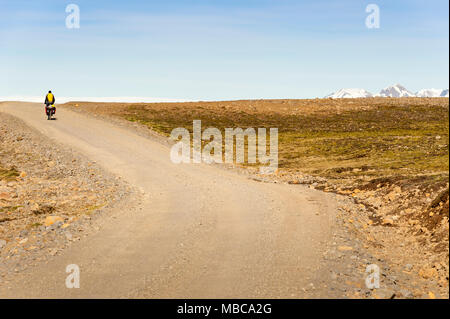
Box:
(1, 95), (449, 104)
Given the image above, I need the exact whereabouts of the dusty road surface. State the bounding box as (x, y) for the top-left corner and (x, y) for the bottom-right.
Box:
(0, 102), (338, 298)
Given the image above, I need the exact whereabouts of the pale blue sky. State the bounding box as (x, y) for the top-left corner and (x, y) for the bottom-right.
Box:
(1, 0), (448, 100)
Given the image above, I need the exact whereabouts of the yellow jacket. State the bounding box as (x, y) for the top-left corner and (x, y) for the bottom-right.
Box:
(45, 93), (55, 104)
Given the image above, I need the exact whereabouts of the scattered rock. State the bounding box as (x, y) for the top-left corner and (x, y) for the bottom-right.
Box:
(399, 289), (414, 299)
(19, 230), (29, 237)
(419, 267), (438, 279)
(374, 288), (395, 299)
(338, 246), (353, 252)
(0, 192), (11, 200)
(44, 216), (64, 227)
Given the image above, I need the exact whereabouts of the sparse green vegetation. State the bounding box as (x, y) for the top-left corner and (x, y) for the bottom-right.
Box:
(28, 222), (42, 228)
(0, 205), (21, 213)
(0, 166), (19, 181)
(64, 98), (449, 188)
(83, 204), (105, 215)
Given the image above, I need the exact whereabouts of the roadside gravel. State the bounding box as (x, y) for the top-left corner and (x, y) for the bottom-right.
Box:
(0, 112), (137, 285)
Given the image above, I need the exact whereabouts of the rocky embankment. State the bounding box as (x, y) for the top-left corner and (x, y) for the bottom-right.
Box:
(274, 171), (449, 298)
(0, 112), (133, 284)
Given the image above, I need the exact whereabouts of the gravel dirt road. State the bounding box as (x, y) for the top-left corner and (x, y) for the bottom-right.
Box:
(0, 102), (339, 298)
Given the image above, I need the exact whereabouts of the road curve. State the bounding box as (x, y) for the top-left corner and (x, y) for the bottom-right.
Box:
(0, 102), (337, 298)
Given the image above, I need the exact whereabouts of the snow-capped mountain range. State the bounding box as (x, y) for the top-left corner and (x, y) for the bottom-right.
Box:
(326, 84), (449, 99)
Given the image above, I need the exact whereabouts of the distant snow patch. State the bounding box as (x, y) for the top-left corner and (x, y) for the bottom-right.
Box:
(325, 88), (373, 99)
(415, 89), (449, 98)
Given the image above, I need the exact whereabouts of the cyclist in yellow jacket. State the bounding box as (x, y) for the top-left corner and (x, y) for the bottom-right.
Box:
(44, 90), (56, 117)
(45, 90), (55, 106)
